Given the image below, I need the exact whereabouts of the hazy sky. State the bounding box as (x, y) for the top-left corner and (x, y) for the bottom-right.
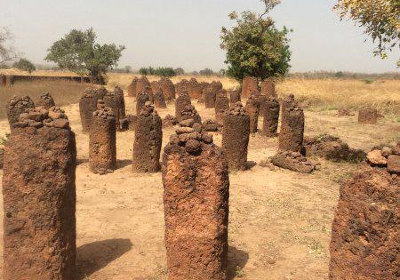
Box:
(1, 0), (399, 73)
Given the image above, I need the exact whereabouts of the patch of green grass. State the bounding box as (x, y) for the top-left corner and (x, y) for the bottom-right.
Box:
(1, 133), (10, 145)
(235, 266), (245, 278)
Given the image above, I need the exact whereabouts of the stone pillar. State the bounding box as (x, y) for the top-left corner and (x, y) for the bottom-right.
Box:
(79, 88), (105, 133)
(103, 87), (126, 130)
(37, 92), (56, 109)
(260, 80), (276, 97)
(6, 95), (35, 130)
(204, 86), (217, 108)
(329, 167), (399, 280)
(136, 89), (151, 115)
(241, 76), (258, 98)
(2, 107), (76, 280)
(89, 105), (117, 174)
(222, 102), (250, 170)
(358, 108), (379, 124)
(262, 96), (280, 137)
(132, 103), (163, 173)
(175, 79), (190, 96)
(245, 94), (260, 133)
(6, 75), (15, 86)
(229, 89), (241, 105)
(175, 91), (191, 122)
(128, 77), (138, 97)
(278, 96), (304, 152)
(257, 94), (267, 117)
(181, 104), (202, 124)
(151, 80), (160, 93)
(187, 78), (202, 99)
(136, 76), (151, 94)
(215, 90), (229, 125)
(154, 88), (167, 108)
(163, 121), (229, 280)
(160, 77), (176, 101)
(0, 74), (6, 87)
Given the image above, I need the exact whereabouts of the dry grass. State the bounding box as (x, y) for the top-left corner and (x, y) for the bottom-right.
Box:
(0, 80), (92, 119)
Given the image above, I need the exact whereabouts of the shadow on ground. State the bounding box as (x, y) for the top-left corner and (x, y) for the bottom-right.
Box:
(227, 246), (250, 280)
(76, 238), (133, 280)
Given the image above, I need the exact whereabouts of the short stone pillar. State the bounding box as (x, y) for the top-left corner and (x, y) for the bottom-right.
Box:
(154, 88), (167, 108)
(358, 108), (379, 124)
(215, 90), (229, 125)
(245, 94), (260, 133)
(6, 95), (35, 130)
(175, 91), (191, 122)
(260, 80), (276, 97)
(151, 80), (160, 93)
(229, 89), (241, 105)
(37, 92), (56, 109)
(175, 79), (190, 96)
(132, 103), (163, 173)
(127, 77), (138, 97)
(262, 96), (280, 137)
(103, 87), (126, 130)
(204, 86), (217, 108)
(2, 107), (76, 280)
(79, 88), (106, 133)
(181, 104), (202, 124)
(222, 102), (250, 170)
(257, 94), (267, 117)
(187, 78), (202, 99)
(136, 89), (151, 115)
(89, 105), (116, 174)
(162, 122), (229, 280)
(241, 76), (258, 98)
(329, 167), (399, 280)
(136, 76), (151, 94)
(160, 77), (176, 101)
(278, 96), (304, 152)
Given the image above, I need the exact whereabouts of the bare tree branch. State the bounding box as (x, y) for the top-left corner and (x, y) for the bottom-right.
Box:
(0, 27), (18, 64)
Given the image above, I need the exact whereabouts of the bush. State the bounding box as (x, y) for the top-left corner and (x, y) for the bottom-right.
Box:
(199, 68), (216, 76)
(139, 67), (177, 77)
(13, 58), (36, 73)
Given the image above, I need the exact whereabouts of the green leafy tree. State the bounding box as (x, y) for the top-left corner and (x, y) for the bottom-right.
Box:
(220, 0), (291, 81)
(13, 58), (36, 73)
(174, 67), (185, 75)
(334, 0), (399, 63)
(139, 66), (177, 77)
(199, 68), (216, 76)
(45, 28), (125, 84)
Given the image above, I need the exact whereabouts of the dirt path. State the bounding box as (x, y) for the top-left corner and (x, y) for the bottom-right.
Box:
(0, 97), (398, 280)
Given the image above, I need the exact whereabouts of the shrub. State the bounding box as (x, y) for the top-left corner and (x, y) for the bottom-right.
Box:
(13, 58), (36, 73)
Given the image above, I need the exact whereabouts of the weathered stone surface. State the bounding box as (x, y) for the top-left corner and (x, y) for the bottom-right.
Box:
(260, 80), (276, 97)
(215, 90), (230, 125)
(6, 95), (35, 130)
(136, 76), (151, 94)
(187, 78), (202, 99)
(204, 85), (217, 108)
(245, 94), (260, 133)
(103, 87), (126, 131)
(262, 96), (280, 137)
(366, 149), (387, 166)
(175, 79), (190, 96)
(278, 95), (304, 152)
(79, 87), (106, 133)
(0, 146), (4, 169)
(154, 88), (167, 108)
(162, 121), (229, 280)
(136, 87), (152, 115)
(37, 92), (56, 109)
(163, 114), (178, 128)
(271, 150), (316, 173)
(241, 76), (258, 98)
(329, 167), (399, 280)
(175, 91), (191, 122)
(338, 108), (354, 117)
(160, 77), (176, 101)
(229, 89), (241, 104)
(358, 108), (379, 124)
(181, 104), (202, 124)
(387, 155), (400, 174)
(2, 108), (76, 280)
(127, 77), (138, 97)
(125, 114), (138, 131)
(89, 106), (116, 174)
(222, 102), (250, 170)
(150, 80), (160, 93)
(203, 119), (219, 132)
(132, 104), (162, 173)
(303, 134), (366, 163)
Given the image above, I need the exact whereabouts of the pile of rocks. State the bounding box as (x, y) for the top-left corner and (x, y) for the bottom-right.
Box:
(6, 95), (35, 129)
(203, 119), (219, 132)
(366, 142), (400, 174)
(181, 104), (202, 124)
(15, 106), (69, 129)
(37, 92), (56, 109)
(271, 150), (318, 174)
(163, 114), (178, 128)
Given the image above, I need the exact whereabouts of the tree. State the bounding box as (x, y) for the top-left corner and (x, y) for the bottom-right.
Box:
(139, 66), (177, 77)
(45, 28), (125, 84)
(199, 68), (215, 76)
(174, 67), (185, 75)
(13, 58), (36, 73)
(0, 27), (18, 64)
(220, 0), (291, 81)
(334, 0), (399, 62)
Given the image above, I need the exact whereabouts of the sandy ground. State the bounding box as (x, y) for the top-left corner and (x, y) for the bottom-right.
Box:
(0, 96), (399, 280)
